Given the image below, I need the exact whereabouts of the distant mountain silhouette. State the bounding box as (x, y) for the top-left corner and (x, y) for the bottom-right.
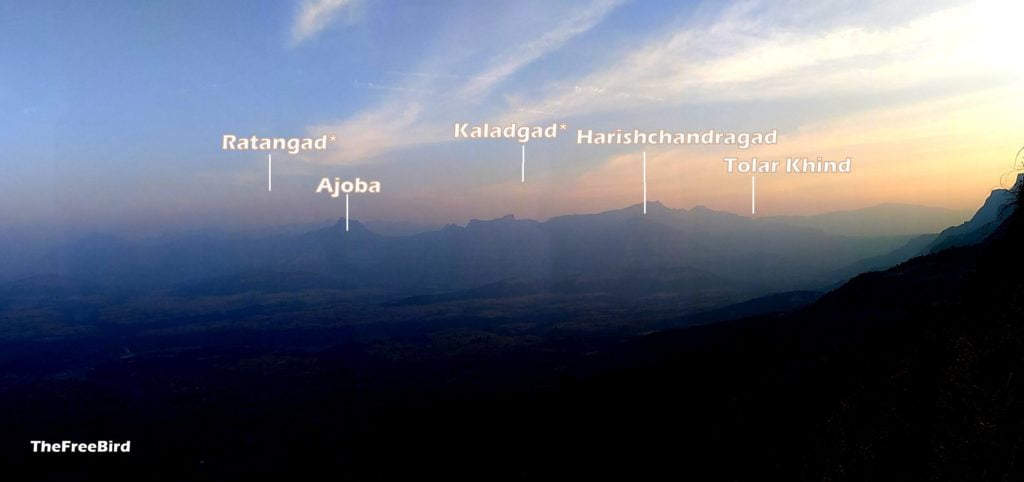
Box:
(0, 201), (930, 302)
(922, 174), (1022, 254)
(3, 190), (1004, 319)
(361, 219), (443, 236)
(825, 177), (1023, 281)
(302, 201), (924, 297)
(533, 179), (1024, 479)
(759, 203), (970, 236)
(3, 185), (1021, 480)
(828, 232), (939, 281)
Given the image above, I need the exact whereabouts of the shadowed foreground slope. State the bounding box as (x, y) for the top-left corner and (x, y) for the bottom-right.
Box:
(546, 185), (1024, 480)
(1, 190), (1022, 481)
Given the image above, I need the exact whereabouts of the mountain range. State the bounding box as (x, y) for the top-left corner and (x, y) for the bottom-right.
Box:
(830, 176), (1022, 279)
(758, 202), (971, 236)
(1, 201), (976, 299)
(3, 182), (1020, 480)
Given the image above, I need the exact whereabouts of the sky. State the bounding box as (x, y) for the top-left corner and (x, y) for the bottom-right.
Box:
(2, 0), (1023, 233)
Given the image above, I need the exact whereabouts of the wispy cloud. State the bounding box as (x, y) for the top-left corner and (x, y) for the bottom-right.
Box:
(459, 0), (624, 99)
(507, 0), (1022, 121)
(301, 0), (1023, 170)
(309, 101), (436, 165)
(535, 83), (1024, 217)
(291, 0), (358, 46)
(305, 0), (625, 164)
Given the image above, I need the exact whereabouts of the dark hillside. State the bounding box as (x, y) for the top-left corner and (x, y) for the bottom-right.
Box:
(1, 193), (1021, 481)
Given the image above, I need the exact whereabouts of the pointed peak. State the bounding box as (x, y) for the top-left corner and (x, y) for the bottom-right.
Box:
(334, 218), (371, 234)
(648, 200), (665, 207)
(626, 200), (669, 212)
(644, 200), (677, 214)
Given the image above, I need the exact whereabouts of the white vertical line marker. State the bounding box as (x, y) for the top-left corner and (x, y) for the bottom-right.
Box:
(521, 145), (525, 183)
(345, 194), (350, 232)
(751, 176), (756, 215)
(642, 151), (647, 214)
(268, 154), (272, 191)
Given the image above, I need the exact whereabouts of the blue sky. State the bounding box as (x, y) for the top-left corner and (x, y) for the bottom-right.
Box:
(2, 0), (1022, 233)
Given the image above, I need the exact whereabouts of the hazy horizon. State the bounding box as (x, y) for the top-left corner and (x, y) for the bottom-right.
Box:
(0, 197), (978, 239)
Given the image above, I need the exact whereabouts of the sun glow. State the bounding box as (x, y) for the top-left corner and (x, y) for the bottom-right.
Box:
(968, 0), (1024, 78)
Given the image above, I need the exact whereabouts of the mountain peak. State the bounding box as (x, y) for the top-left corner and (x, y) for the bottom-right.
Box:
(624, 200), (669, 213)
(980, 187), (1016, 209)
(923, 186), (1017, 254)
(334, 218), (371, 234)
(467, 214), (516, 228)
